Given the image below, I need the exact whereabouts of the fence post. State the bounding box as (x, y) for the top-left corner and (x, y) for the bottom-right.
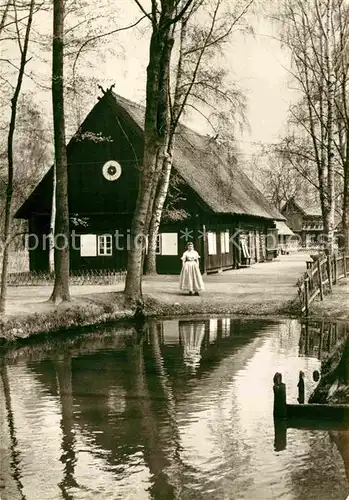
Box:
(327, 254), (332, 292)
(304, 276), (309, 315)
(317, 259), (324, 301)
(344, 253), (347, 278)
(333, 255), (337, 284)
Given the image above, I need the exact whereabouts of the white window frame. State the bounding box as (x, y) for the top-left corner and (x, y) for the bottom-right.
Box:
(207, 232), (217, 255)
(220, 232), (225, 254)
(98, 234), (113, 256)
(220, 231), (230, 253)
(225, 231), (230, 253)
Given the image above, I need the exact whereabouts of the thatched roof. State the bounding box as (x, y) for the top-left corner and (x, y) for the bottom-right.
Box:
(282, 197), (343, 230)
(293, 199), (322, 217)
(111, 94), (284, 221)
(301, 203), (322, 217)
(15, 91), (284, 221)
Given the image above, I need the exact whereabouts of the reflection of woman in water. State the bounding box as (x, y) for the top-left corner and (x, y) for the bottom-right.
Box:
(179, 242), (205, 296)
(179, 321), (206, 371)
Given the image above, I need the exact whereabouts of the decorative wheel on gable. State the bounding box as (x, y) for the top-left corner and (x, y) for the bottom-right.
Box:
(102, 160), (122, 181)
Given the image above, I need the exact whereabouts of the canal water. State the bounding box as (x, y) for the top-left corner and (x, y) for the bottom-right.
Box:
(0, 317), (348, 500)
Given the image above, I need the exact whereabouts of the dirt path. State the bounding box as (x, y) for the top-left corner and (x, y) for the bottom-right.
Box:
(4, 252), (310, 318)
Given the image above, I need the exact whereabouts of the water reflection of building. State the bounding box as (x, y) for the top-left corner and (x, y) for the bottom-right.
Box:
(155, 317), (276, 374)
(299, 321), (349, 359)
(2, 317), (291, 500)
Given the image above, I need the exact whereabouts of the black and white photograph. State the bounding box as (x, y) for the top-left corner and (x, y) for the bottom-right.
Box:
(1, 0), (349, 498)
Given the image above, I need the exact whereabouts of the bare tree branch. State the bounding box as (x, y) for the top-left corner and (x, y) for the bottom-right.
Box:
(169, 0), (196, 25)
(72, 14), (148, 80)
(132, 0), (153, 23)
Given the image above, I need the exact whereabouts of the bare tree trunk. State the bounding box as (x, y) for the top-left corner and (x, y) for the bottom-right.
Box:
(49, 0), (70, 303)
(0, 0), (35, 314)
(339, 71), (349, 253)
(144, 16), (188, 276)
(324, 0), (336, 254)
(145, 150), (174, 275)
(124, 141), (161, 301)
(343, 146), (349, 253)
(49, 163), (56, 273)
(124, 9), (176, 304)
(145, 0), (232, 275)
(337, 3), (349, 254)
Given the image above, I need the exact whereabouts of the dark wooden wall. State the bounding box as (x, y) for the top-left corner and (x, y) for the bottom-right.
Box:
(282, 200), (303, 232)
(66, 101), (143, 215)
(28, 216), (50, 271)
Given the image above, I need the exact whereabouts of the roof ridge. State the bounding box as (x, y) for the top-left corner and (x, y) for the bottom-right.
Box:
(111, 91), (217, 143)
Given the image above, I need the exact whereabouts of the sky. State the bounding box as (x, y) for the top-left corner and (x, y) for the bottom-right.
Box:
(82, 7), (299, 158)
(230, 17), (298, 154)
(2, 1), (299, 159)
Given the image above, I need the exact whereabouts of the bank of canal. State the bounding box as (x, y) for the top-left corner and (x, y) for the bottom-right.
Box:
(1, 316), (348, 500)
(0, 253), (309, 343)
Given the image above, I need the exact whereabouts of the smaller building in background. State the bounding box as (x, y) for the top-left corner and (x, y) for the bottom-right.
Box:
(281, 198), (324, 249)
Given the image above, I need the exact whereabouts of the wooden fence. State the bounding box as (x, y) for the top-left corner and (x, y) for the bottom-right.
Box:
(7, 268), (127, 286)
(298, 253), (349, 315)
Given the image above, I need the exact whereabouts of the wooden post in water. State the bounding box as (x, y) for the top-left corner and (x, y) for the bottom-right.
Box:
(317, 259), (324, 300)
(274, 418), (287, 452)
(273, 373), (287, 418)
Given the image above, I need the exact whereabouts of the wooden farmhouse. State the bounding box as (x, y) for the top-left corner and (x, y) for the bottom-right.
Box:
(15, 89), (285, 275)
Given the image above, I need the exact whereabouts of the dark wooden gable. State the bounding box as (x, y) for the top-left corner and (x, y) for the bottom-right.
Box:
(16, 92), (144, 218)
(16, 92), (215, 226)
(68, 94), (144, 214)
(281, 199), (305, 231)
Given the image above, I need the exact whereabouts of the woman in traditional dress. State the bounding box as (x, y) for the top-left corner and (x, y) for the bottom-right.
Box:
(179, 242), (205, 295)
